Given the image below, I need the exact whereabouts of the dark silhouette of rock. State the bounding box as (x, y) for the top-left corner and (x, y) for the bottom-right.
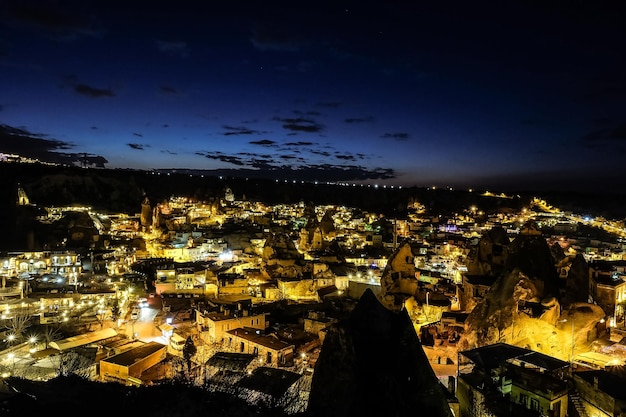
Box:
(549, 240), (566, 263)
(561, 253), (590, 307)
(307, 288), (453, 417)
(465, 224), (510, 276)
(505, 220), (561, 299)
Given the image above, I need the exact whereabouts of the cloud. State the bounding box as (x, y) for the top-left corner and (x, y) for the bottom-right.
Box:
(249, 139), (276, 146)
(285, 141), (313, 146)
(8, 2), (101, 40)
(156, 40), (190, 57)
(310, 150), (331, 157)
(274, 117), (323, 133)
(345, 116), (374, 123)
(249, 158), (275, 169)
(381, 132), (410, 141)
(221, 125), (262, 136)
(582, 124), (626, 142)
(127, 143), (145, 150)
(194, 146), (395, 182)
(202, 152), (245, 166)
(317, 101), (342, 108)
(74, 84), (114, 98)
(0, 123), (108, 167)
(250, 26), (302, 52)
(132, 133), (143, 137)
(159, 85), (179, 95)
(582, 80), (626, 102)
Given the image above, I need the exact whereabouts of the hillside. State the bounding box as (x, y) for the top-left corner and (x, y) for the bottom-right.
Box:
(1, 162), (625, 221)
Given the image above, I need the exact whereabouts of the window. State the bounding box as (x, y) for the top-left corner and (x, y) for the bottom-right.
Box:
(520, 394), (527, 407)
(530, 398), (539, 412)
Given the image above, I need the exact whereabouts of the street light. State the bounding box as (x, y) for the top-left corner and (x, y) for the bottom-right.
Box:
(28, 335), (38, 353)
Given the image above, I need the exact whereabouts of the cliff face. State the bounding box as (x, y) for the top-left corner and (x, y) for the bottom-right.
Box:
(377, 242), (419, 312)
(465, 225), (510, 277)
(562, 253), (590, 306)
(459, 221), (561, 351)
(458, 220), (602, 359)
(307, 288), (453, 417)
(504, 222), (562, 298)
(458, 267), (563, 354)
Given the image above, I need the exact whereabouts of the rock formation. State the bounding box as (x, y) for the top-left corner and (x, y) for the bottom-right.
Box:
(307, 241), (452, 416)
(377, 242), (419, 312)
(458, 220), (602, 360)
(306, 289), (453, 417)
(465, 224), (510, 276)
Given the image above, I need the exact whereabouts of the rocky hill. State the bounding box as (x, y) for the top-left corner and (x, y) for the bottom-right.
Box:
(0, 162), (531, 217)
(458, 220), (605, 360)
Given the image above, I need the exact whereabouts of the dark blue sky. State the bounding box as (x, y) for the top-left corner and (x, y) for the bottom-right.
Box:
(1, 1), (625, 193)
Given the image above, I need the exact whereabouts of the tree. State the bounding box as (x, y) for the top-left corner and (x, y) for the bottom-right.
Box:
(110, 297), (121, 326)
(2, 303), (35, 343)
(182, 336), (197, 376)
(58, 347), (96, 378)
(41, 323), (63, 349)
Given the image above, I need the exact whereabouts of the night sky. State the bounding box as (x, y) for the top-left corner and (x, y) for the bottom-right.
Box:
(1, 1), (625, 193)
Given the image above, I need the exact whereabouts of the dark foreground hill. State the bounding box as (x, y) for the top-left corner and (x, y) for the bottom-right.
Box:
(1, 375), (289, 417)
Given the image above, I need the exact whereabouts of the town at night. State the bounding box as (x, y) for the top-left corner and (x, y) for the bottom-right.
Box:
(2, 1), (626, 416)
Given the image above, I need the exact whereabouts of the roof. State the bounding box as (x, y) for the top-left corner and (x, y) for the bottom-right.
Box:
(594, 275), (626, 287)
(508, 351), (569, 372)
(100, 341), (166, 366)
(575, 368), (626, 400)
(574, 351), (623, 368)
(317, 285), (338, 297)
(49, 328), (118, 351)
(237, 366), (302, 398)
(459, 343), (532, 371)
(158, 323), (174, 333)
(226, 327), (294, 351)
(205, 352), (256, 371)
(440, 311), (470, 323)
(171, 333), (186, 343)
